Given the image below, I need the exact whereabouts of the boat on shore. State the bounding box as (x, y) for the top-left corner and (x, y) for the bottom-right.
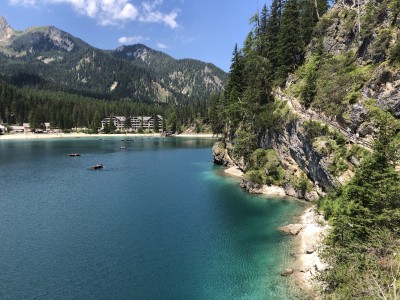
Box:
(91, 163), (103, 170)
(68, 153), (81, 157)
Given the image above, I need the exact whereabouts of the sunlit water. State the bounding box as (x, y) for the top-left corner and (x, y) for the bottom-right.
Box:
(0, 136), (307, 299)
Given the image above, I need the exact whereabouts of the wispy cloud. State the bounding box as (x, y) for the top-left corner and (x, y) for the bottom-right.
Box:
(118, 35), (149, 44)
(157, 42), (167, 49)
(9, 0), (36, 5)
(9, 0), (180, 28)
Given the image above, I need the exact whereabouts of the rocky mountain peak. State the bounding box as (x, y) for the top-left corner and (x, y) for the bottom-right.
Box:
(0, 16), (13, 42)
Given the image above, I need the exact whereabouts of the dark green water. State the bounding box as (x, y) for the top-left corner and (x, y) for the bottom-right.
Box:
(0, 137), (306, 299)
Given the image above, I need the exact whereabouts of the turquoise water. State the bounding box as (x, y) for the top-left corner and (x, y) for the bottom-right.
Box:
(0, 137), (306, 299)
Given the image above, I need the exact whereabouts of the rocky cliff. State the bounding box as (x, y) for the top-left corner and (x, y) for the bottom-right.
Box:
(213, 0), (399, 200)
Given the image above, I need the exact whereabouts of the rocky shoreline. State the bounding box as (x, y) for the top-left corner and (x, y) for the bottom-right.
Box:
(221, 161), (329, 295)
(279, 207), (330, 293)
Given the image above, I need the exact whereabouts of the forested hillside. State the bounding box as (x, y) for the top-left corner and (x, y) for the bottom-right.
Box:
(0, 80), (211, 133)
(211, 0), (400, 298)
(0, 17), (227, 104)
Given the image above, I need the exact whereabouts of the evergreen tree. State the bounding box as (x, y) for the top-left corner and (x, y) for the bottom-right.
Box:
(208, 92), (224, 134)
(323, 116), (400, 243)
(266, 0), (282, 78)
(109, 116), (117, 133)
(124, 115), (131, 132)
(225, 44), (245, 97)
(277, 0), (303, 82)
(153, 115), (160, 132)
(91, 111), (101, 133)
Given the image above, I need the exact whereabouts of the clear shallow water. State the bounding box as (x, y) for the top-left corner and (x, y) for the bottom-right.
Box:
(0, 137), (306, 299)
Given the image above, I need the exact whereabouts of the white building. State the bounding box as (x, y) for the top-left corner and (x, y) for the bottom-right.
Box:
(101, 115), (163, 132)
(11, 123), (31, 133)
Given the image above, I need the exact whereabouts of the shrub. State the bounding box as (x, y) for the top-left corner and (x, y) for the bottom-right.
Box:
(304, 120), (329, 140)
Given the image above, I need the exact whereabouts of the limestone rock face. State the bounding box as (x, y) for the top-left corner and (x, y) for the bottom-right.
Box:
(376, 79), (400, 117)
(0, 17), (13, 43)
(212, 141), (234, 166)
(349, 102), (368, 132)
(258, 121), (337, 192)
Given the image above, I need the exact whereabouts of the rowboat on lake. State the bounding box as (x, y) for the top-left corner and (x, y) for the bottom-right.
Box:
(68, 153), (81, 157)
(91, 163), (103, 170)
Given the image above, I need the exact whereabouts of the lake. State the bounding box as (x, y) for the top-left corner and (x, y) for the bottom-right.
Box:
(0, 136), (306, 299)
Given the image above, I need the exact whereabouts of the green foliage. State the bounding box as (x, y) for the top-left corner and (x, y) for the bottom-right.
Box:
(0, 31), (228, 104)
(276, 0), (303, 82)
(245, 169), (267, 185)
(318, 121), (400, 299)
(303, 119), (352, 175)
(303, 120), (329, 140)
(289, 172), (312, 194)
(362, 0), (400, 38)
(389, 38), (400, 65)
(311, 52), (373, 116)
(370, 28), (393, 62)
(245, 149), (286, 186)
(298, 55), (319, 107)
(0, 80), (210, 131)
(232, 130), (257, 163)
(346, 144), (369, 161)
(219, 0), (328, 137)
(258, 100), (297, 133)
(90, 111), (101, 133)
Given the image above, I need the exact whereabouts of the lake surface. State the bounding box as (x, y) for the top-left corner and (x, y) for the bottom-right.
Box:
(0, 136), (306, 299)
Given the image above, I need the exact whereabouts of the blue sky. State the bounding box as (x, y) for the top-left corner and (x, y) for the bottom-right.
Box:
(2, 0), (270, 72)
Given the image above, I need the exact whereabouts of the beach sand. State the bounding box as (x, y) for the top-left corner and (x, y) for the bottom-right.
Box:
(293, 207), (330, 293)
(222, 163), (328, 294)
(224, 166), (244, 177)
(0, 132), (218, 140)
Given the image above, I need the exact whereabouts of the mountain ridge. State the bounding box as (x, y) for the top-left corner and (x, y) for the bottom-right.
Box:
(0, 17), (227, 103)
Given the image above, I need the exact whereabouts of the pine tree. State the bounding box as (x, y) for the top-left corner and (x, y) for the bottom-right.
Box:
(325, 116), (400, 243)
(225, 44), (245, 98)
(266, 0), (282, 79)
(277, 0), (302, 83)
(91, 111), (101, 133)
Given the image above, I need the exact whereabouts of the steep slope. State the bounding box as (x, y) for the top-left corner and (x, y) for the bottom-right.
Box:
(112, 44), (227, 103)
(213, 0), (400, 200)
(0, 17), (227, 103)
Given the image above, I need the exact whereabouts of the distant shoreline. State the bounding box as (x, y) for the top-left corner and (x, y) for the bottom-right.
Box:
(0, 132), (219, 140)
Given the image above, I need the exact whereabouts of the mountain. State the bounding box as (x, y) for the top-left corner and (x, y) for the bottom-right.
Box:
(112, 44), (227, 103)
(0, 17), (227, 103)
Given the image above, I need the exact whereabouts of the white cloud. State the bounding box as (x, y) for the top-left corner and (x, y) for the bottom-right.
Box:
(9, 0), (179, 28)
(140, 0), (179, 29)
(118, 35), (149, 44)
(157, 42), (167, 49)
(9, 0), (36, 5)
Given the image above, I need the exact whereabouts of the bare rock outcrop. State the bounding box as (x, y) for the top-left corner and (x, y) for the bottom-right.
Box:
(0, 17), (13, 42)
(212, 141), (234, 166)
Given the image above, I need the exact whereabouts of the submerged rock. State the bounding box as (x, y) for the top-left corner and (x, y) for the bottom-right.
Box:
(280, 268), (294, 276)
(279, 224), (304, 235)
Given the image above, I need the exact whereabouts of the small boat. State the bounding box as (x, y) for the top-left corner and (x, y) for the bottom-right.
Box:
(68, 153), (81, 157)
(91, 163), (103, 170)
(126, 138), (132, 142)
(120, 146), (126, 149)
